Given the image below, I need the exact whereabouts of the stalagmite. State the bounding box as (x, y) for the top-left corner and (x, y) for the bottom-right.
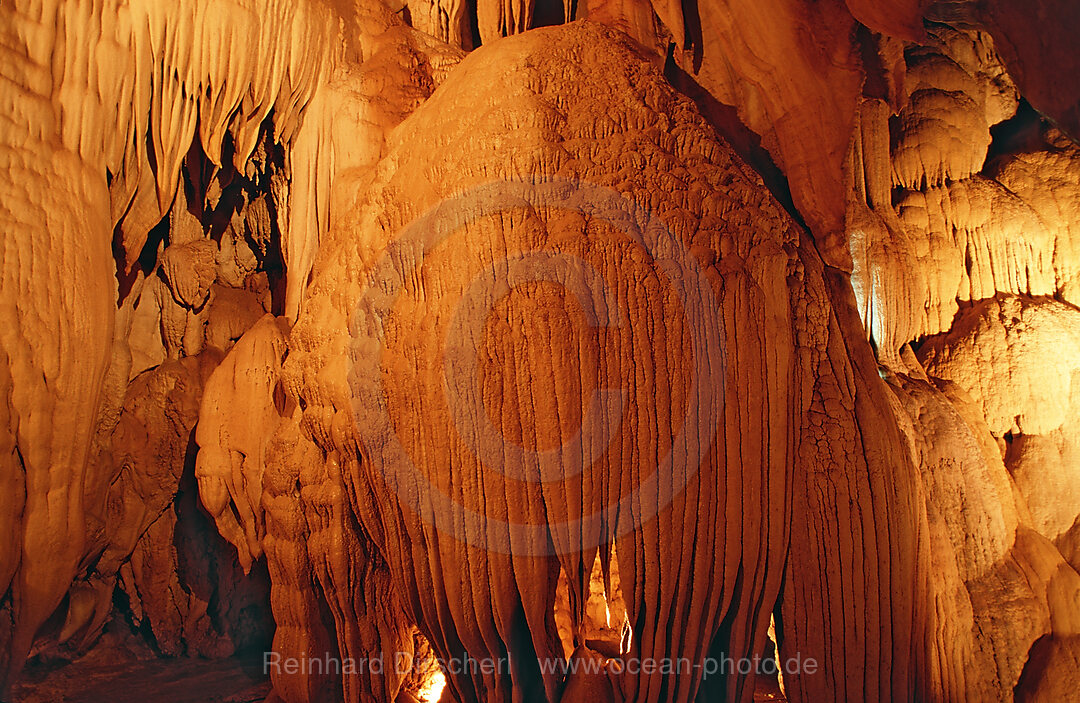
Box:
(1, 0), (1080, 701)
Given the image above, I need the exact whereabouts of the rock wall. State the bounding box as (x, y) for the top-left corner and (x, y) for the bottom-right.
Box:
(1, 0), (1079, 701)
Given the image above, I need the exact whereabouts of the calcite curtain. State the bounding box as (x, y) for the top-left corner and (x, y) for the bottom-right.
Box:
(0, 0), (1079, 702)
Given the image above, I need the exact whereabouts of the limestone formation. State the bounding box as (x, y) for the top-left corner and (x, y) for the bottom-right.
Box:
(1, 0), (1080, 702)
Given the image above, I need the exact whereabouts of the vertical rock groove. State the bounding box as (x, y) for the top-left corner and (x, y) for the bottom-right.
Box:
(1, 1), (1079, 701)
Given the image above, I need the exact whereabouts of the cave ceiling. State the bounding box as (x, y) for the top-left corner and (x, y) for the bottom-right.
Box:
(1, 0), (1079, 701)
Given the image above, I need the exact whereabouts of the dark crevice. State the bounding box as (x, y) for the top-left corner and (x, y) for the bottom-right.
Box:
(1014, 634), (1054, 700)
(983, 99), (1047, 168)
(856, 25), (890, 103)
(664, 48), (804, 231)
(680, 0), (704, 72)
(467, 0), (482, 50)
(173, 431), (274, 656)
(115, 215), (167, 305)
(531, 0), (565, 29)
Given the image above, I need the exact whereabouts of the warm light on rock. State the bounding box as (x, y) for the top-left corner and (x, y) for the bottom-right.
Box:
(1, 1), (1079, 701)
(418, 670), (448, 703)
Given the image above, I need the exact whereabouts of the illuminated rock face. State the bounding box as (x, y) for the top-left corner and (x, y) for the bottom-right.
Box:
(1, 1), (1079, 702)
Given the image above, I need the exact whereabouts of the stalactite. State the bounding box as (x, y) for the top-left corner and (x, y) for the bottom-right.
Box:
(3, 0), (1080, 701)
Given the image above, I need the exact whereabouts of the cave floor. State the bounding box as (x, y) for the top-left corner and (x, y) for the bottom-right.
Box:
(9, 625), (270, 703)
(12, 653), (788, 703)
(12, 653), (269, 703)
(9, 623), (788, 702)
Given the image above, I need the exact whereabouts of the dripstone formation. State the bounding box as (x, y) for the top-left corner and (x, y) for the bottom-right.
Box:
(1, 1), (1078, 701)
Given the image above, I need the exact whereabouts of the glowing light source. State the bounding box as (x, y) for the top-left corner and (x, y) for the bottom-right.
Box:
(418, 669), (447, 703)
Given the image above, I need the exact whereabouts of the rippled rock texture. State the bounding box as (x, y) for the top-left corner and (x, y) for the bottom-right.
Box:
(1, 1), (1079, 702)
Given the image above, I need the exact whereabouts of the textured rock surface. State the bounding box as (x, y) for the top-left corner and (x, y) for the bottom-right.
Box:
(919, 296), (1080, 575)
(2, 0), (1080, 701)
(241, 21), (936, 703)
(0, 0), (340, 687)
(12, 624), (272, 703)
(282, 22), (804, 701)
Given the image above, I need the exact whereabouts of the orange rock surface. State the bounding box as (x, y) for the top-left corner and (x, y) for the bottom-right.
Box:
(1, 1), (1079, 701)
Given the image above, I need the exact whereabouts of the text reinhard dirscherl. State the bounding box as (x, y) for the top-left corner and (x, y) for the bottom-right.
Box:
(263, 651), (818, 678)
